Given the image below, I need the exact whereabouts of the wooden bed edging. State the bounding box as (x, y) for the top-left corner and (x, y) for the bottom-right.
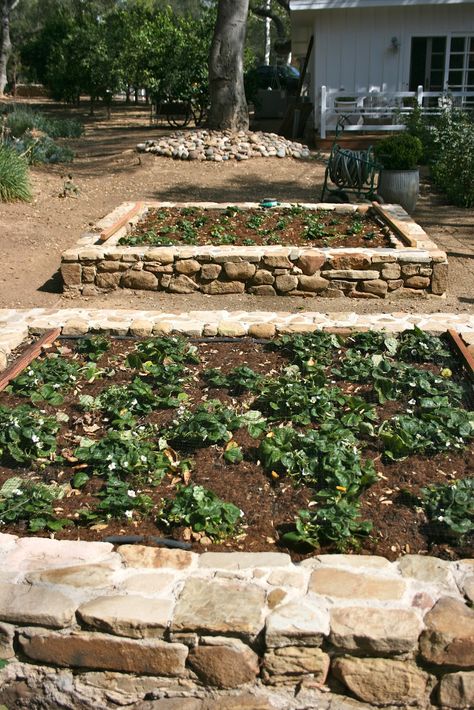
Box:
(0, 328), (61, 392)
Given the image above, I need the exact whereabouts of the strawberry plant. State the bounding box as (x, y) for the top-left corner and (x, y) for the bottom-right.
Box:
(88, 377), (182, 422)
(0, 405), (59, 464)
(0, 478), (70, 532)
(80, 477), (153, 523)
(255, 367), (376, 430)
(7, 356), (80, 405)
(160, 484), (242, 540)
(75, 335), (111, 362)
(269, 331), (340, 368)
(380, 400), (474, 460)
(421, 479), (473, 539)
(282, 494), (372, 551)
(74, 430), (187, 483)
(203, 366), (263, 394)
(165, 400), (242, 448)
(397, 327), (453, 364)
(259, 425), (377, 496)
(129, 336), (200, 366)
(345, 331), (398, 355)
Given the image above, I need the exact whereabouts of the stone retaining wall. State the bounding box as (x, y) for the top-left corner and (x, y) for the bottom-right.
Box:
(0, 536), (473, 709)
(60, 202), (448, 299)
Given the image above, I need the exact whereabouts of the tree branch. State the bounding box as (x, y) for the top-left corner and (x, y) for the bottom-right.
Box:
(251, 5), (285, 40)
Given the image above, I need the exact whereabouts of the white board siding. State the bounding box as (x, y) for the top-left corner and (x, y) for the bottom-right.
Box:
(292, 4), (474, 97)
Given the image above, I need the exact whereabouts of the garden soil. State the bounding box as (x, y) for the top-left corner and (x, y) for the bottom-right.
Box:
(0, 100), (473, 314)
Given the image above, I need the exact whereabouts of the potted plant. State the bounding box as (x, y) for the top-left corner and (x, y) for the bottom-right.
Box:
(374, 133), (423, 212)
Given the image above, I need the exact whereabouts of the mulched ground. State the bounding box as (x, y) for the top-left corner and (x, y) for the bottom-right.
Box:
(120, 206), (392, 249)
(0, 335), (472, 561)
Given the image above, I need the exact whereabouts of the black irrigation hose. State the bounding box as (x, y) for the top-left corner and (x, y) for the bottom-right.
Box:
(103, 534), (192, 550)
(59, 335), (271, 344)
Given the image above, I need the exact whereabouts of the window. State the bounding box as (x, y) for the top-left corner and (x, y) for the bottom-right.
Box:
(410, 35), (474, 97)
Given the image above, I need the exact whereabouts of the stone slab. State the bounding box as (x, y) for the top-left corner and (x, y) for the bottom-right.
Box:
(199, 552), (291, 570)
(332, 657), (433, 705)
(77, 594), (175, 638)
(265, 599), (329, 648)
(0, 583), (76, 628)
(19, 629), (188, 675)
(329, 607), (422, 654)
(172, 578), (265, 639)
(308, 568), (406, 601)
(419, 597), (474, 667)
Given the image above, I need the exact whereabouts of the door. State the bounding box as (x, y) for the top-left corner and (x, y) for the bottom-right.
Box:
(409, 37), (447, 91)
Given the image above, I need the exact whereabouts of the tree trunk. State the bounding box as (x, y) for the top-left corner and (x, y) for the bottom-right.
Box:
(208, 0), (249, 132)
(0, 0), (13, 96)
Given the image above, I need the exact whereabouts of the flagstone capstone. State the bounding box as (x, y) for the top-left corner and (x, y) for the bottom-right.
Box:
(172, 578), (266, 639)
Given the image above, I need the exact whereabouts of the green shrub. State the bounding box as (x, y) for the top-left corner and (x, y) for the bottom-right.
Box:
(430, 108), (474, 208)
(0, 145), (31, 202)
(403, 104), (474, 208)
(375, 133), (423, 170)
(4, 105), (83, 139)
(18, 135), (75, 164)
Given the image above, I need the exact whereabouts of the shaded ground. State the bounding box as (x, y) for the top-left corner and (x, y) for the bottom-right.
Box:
(0, 101), (472, 314)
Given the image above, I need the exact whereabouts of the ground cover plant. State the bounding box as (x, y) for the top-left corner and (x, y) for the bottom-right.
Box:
(0, 330), (472, 559)
(1, 105), (81, 166)
(118, 205), (392, 249)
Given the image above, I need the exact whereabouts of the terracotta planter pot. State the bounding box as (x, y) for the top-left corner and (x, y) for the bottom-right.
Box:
(378, 169), (420, 213)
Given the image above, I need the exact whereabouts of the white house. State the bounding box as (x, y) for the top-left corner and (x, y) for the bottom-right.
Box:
(290, 0), (474, 136)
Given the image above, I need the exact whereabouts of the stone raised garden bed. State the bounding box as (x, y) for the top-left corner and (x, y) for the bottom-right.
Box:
(60, 201), (448, 299)
(0, 310), (472, 710)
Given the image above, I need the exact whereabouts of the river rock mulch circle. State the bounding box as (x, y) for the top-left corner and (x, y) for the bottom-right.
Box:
(136, 129), (313, 162)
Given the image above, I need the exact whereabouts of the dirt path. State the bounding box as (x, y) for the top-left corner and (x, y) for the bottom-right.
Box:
(0, 102), (472, 314)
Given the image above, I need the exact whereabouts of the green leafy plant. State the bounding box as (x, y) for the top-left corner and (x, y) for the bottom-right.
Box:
(223, 440), (244, 464)
(269, 331), (340, 369)
(89, 377), (183, 421)
(0, 405), (59, 464)
(282, 495), (372, 551)
(165, 400), (241, 448)
(380, 400), (474, 460)
(255, 366), (376, 430)
(397, 327), (453, 364)
(374, 133), (423, 170)
(259, 425), (377, 496)
(0, 144), (31, 202)
(7, 356), (80, 404)
(129, 336), (199, 367)
(80, 477), (153, 523)
(345, 331), (398, 355)
(421, 479), (474, 539)
(74, 430), (183, 483)
(75, 335), (111, 361)
(203, 366), (263, 394)
(0, 478), (70, 532)
(160, 484), (242, 540)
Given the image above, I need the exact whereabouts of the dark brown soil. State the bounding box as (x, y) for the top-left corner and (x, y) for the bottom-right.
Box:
(121, 205), (392, 249)
(0, 334), (472, 561)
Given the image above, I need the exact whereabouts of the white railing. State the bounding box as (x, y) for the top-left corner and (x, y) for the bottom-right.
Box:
(319, 85), (474, 139)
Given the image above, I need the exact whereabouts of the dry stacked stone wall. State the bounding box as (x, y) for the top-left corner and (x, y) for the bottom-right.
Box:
(60, 202), (449, 299)
(0, 538), (473, 709)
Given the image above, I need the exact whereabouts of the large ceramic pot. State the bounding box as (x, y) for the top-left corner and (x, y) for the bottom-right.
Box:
(378, 169), (420, 213)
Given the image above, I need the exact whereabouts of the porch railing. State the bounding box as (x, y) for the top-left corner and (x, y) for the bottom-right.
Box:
(319, 85), (474, 139)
